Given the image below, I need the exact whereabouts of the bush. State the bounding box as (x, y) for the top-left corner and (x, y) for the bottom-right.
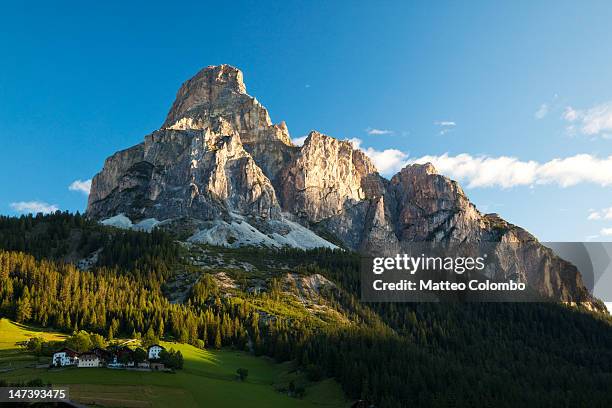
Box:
(159, 348), (184, 369)
(26, 337), (43, 355)
(133, 348), (147, 364)
(236, 367), (249, 381)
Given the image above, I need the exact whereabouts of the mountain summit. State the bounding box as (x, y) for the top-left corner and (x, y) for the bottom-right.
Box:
(87, 65), (603, 309)
(163, 64), (248, 129)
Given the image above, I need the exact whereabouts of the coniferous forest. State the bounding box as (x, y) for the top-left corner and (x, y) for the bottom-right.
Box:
(1, 212), (612, 407)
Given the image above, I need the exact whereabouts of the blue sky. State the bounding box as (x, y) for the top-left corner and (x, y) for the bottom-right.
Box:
(2, 1), (612, 241)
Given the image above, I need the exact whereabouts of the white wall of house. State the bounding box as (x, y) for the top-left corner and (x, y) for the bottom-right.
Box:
(78, 357), (100, 367)
(52, 352), (78, 366)
(148, 345), (163, 360)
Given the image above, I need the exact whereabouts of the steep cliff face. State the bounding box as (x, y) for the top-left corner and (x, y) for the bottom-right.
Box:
(88, 65), (291, 223)
(390, 163), (483, 242)
(384, 163), (595, 304)
(277, 130), (399, 250)
(280, 131), (383, 220)
(87, 126), (280, 222)
(162, 64), (295, 184)
(87, 64), (602, 309)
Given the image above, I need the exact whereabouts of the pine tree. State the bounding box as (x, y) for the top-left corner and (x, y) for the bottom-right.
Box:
(16, 292), (32, 322)
(214, 327), (222, 349)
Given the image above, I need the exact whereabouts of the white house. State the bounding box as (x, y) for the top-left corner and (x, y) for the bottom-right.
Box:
(77, 352), (101, 368)
(52, 348), (79, 367)
(148, 344), (164, 360)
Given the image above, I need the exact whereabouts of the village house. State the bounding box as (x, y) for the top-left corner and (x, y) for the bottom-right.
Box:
(77, 352), (101, 368)
(148, 344), (164, 360)
(51, 348), (79, 367)
(50, 344), (170, 371)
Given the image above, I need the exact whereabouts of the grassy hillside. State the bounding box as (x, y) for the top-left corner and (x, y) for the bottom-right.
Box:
(0, 319), (348, 408)
(0, 318), (66, 371)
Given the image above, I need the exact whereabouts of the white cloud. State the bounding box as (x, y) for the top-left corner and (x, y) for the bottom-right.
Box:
(434, 121), (456, 135)
(536, 154), (612, 187)
(10, 201), (59, 214)
(366, 128), (394, 135)
(292, 136), (308, 146)
(69, 179), (92, 195)
(347, 138), (612, 189)
(563, 106), (579, 122)
(412, 153), (538, 188)
(600, 228), (612, 236)
(563, 102), (612, 136)
(588, 211), (602, 220)
(348, 138), (409, 176)
(535, 104), (549, 119)
(588, 207), (612, 221)
(410, 153), (612, 188)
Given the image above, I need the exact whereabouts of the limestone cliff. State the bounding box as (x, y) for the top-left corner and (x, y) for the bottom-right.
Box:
(162, 64), (296, 185)
(88, 65), (287, 222)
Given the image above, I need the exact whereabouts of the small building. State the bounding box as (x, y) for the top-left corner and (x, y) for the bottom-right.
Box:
(77, 352), (101, 368)
(52, 348), (79, 367)
(148, 344), (165, 360)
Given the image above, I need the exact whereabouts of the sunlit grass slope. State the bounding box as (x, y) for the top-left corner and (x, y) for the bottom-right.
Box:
(0, 318), (348, 407)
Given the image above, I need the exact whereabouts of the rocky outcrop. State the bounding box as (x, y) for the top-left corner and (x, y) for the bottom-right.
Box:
(87, 64), (603, 310)
(277, 131), (396, 250)
(280, 130), (384, 221)
(163, 64), (295, 185)
(88, 126), (280, 221)
(88, 65), (295, 222)
(384, 163), (596, 305)
(389, 163), (485, 242)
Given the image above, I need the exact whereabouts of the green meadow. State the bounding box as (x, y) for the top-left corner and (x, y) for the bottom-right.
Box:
(0, 319), (348, 407)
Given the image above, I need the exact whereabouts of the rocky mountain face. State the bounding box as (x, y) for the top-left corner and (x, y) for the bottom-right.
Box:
(87, 64), (602, 309)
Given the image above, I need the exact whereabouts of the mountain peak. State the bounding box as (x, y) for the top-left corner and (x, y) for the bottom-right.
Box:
(198, 64), (246, 93)
(163, 64), (248, 128)
(399, 162), (438, 176)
